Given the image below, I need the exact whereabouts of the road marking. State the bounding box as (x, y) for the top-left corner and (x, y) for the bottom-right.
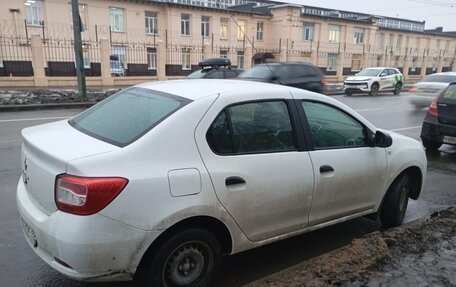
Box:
(390, 125), (422, 132)
(0, 116), (69, 123)
(0, 138), (21, 143)
(354, 108), (384, 112)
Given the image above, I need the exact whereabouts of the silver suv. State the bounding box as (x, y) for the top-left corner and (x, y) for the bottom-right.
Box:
(344, 67), (403, 96)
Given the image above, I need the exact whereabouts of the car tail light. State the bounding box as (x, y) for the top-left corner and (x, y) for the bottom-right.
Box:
(55, 174), (128, 215)
(428, 96), (439, 117)
(408, 87), (417, 93)
(321, 79), (328, 86)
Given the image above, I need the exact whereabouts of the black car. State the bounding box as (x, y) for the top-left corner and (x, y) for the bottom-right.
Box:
(238, 62), (326, 93)
(421, 82), (456, 150)
(186, 58), (243, 79)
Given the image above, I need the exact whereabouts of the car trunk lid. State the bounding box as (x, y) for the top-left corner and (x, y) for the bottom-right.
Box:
(415, 82), (448, 95)
(21, 120), (119, 215)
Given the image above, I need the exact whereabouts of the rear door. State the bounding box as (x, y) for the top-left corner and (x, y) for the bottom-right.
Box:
(195, 91), (315, 242)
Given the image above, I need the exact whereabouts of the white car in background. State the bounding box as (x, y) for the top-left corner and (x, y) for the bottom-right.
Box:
(408, 72), (456, 108)
(17, 80), (426, 287)
(344, 67), (404, 96)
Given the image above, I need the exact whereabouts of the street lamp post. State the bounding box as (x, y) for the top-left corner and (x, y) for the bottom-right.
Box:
(71, 0), (87, 101)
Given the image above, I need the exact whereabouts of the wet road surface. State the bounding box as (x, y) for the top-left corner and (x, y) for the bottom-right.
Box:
(1, 92), (455, 287)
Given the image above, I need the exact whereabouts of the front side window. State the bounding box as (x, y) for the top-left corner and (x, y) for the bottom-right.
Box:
(302, 23), (314, 42)
(329, 25), (340, 43)
(145, 11), (158, 35)
(70, 88), (189, 147)
(302, 101), (366, 149)
(109, 7), (124, 32)
(181, 14), (190, 35)
(207, 101), (296, 154)
(220, 18), (229, 39)
(201, 16), (210, 37)
(256, 22), (264, 41)
(26, 0), (44, 26)
(237, 20), (246, 40)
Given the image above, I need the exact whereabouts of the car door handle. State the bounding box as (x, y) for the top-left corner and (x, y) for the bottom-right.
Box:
(225, 176), (246, 186)
(320, 165), (334, 173)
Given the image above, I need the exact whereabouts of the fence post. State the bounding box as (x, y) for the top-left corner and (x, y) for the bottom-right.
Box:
(100, 38), (114, 86)
(336, 43), (345, 81)
(203, 44), (212, 61)
(157, 42), (166, 80)
(244, 45), (253, 69)
(437, 50), (444, 73)
(402, 49), (411, 80)
(421, 49), (429, 77)
(31, 34), (48, 86)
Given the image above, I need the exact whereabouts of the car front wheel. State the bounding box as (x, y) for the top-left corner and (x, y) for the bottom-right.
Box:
(139, 229), (222, 287)
(369, 83), (379, 96)
(380, 173), (410, 228)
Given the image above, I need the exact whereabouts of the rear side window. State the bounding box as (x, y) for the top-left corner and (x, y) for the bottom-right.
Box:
(443, 84), (456, 101)
(422, 74), (456, 83)
(69, 87), (190, 147)
(207, 101), (297, 154)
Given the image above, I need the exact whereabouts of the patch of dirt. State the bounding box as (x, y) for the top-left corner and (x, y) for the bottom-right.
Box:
(245, 207), (456, 287)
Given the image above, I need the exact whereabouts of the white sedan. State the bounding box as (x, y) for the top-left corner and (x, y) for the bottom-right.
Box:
(17, 80), (427, 286)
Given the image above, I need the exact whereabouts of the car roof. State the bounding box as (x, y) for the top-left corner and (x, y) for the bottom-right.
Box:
(425, 71), (456, 76)
(135, 79), (292, 101)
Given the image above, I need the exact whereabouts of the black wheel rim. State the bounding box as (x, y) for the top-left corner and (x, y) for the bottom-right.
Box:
(163, 241), (213, 287)
(371, 85), (378, 95)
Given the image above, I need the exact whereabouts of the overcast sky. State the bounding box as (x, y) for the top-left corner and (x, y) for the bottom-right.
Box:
(278, 0), (456, 31)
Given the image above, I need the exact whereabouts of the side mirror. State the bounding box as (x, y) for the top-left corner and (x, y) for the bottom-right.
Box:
(375, 130), (393, 147)
(380, 73), (387, 77)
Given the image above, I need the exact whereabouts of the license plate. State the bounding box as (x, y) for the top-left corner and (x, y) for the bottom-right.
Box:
(21, 217), (38, 248)
(443, 136), (456, 144)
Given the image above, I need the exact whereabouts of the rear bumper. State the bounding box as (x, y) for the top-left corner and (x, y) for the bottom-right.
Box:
(16, 178), (160, 282)
(421, 114), (456, 143)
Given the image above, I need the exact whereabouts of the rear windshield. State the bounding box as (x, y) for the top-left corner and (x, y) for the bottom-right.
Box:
(69, 87), (190, 147)
(356, 69), (382, 77)
(238, 65), (275, 79)
(422, 74), (456, 83)
(186, 69), (209, 79)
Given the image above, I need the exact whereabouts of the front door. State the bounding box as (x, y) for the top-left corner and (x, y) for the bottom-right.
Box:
(299, 100), (387, 226)
(195, 92), (315, 242)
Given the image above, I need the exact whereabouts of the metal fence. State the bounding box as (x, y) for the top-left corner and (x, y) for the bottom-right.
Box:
(0, 37), (33, 77)
(111, 42), (158, 77)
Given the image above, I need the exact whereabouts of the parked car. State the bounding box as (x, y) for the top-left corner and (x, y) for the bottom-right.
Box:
(344, 67), (403, 96)
(186, 58), (243, 79)
(238, 62), (326, 93)
(409, 72), (456, 108)
(17, 80), (426, 287)
(421, 82), (456, 150)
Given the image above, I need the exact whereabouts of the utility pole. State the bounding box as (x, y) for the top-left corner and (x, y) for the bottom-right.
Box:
(71, 0), (87, 101)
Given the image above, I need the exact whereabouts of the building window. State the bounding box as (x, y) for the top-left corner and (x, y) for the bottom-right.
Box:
(220, 18), (229, 39)
(377, 33), (384, 48)
(82, 46), (90, 68)
(411, 57), (417, 72)
(182, 48), (191, 70)
(376, 55), (383, 67)
(220, 49), (228, 58)
(145, 11), (158, 35)
(388, 34), (394, 48)
(237, 20), (246, 40)
(327, 53), (338, 71)
(237, 50), (244, 69)
(147, 48), (157, 70)
(354, 28), (364, 44)
(26, 0), (44, 26)
(396, 35), (402, 50)
(328, 25), (340, 43)
(302, 23), (314, 42)
(69, 3), (88, 31)
(201, 16), (210, 37)
(394, 56), (400, 67)
(181, 14), (190, 36)
(111, 45), (126, 76)
(109, 7), (125, 32)
(351, 54), (362, 71)
(256, 22), (264, 41)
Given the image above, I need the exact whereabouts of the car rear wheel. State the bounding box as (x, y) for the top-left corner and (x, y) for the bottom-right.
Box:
(380, 173), (410, 228)
(369, 83), (379, 96)
(139, 229), (222, 287)
(421, 138), (442, 151)
(393, 83), (402, 95)
(344, 90), (352, 96)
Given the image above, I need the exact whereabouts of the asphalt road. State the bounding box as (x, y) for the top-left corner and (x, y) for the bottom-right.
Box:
(1, 92), (455, 287)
